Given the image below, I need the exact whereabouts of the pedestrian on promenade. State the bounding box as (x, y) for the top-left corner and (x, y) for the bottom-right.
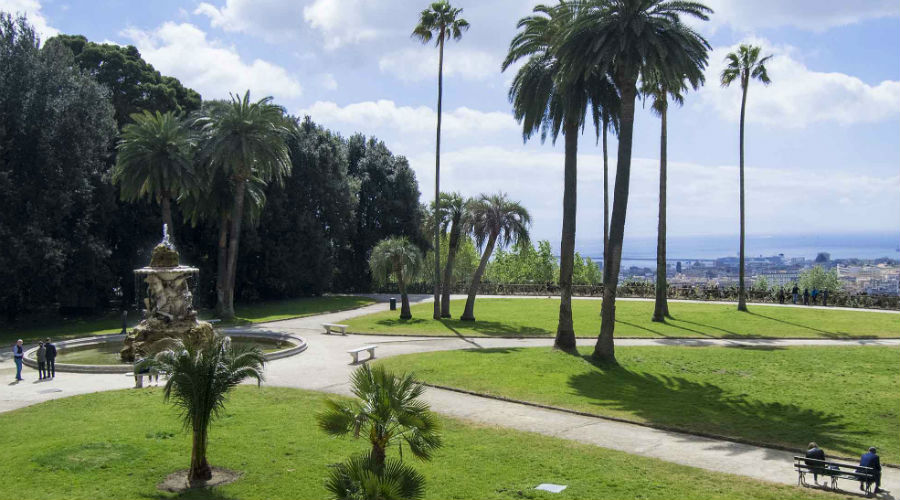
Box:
(778, 287), (785, 304)
(858, 446), (882, 493)
(822, 290), (829, 307)
(811, 288), (819, 305)
(792, 284), (800, 304)
(803, 288), (810, 305)
(12, 339), (25, 381)
(36, 341), (47, 380)
(44, 338), (57, 378)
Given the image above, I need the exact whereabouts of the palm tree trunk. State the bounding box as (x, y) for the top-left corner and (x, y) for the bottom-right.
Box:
(372, 442), (387, 470)
(440, 219), (461, 318)
(602, 117), (609, 266)
(223, 179), (247, 320)
(189, 425), (212, 482)
(432, 30), (446, 321)
(460, 233), (497, 321)
(161, 196), (174, 239)
(215, 215), (228, 316)
(398, 266), (411, 320)
(555, 120), (579, 352)
(737, 83), (748, 312)
(594, 73), (638, 364)
(653, 103), (669, 322)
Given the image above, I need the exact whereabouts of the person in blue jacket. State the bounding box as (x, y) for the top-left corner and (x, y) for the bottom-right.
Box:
(858, 446), (881, 493)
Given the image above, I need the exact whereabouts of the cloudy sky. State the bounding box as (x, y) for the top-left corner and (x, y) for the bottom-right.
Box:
(4, 0), (899, 256)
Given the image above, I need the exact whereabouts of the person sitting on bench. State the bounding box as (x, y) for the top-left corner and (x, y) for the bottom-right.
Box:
(805, 442), (826, 484)
(858, 447), (881, 494)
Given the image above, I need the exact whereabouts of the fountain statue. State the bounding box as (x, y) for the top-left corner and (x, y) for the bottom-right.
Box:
(121, 225), (214, 362)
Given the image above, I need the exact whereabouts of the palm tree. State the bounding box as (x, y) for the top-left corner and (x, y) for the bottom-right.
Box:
(369, 237), (423, 320)
(460, 193), (530, 321)
(317, 364), (442, 469)
(721, 44), (772, 312)
(113, 110), (196, 235)
(641, 66), (705, 322)
(558, 0), (712, 363)
(502, 2), (606, 351)
(326, 452), (425, 500)
(430, 192), (470, 318)
(590, 77), (620, 265)
(199, 91), (291, 319)
(412, 1), (469, 321)
(139, 335), (265, 482)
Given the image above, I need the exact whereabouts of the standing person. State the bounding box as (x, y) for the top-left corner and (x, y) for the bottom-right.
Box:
(805, 442), (826, 484)
(36, 341), (47, 380)
(858, 446), (881, 494)
(12, 339), (25, 381)
(791, 284), (799, 304)
(803, 288), (810, 305)
(44, 338), (57, 379)
(811, 288), (819, 305)
(778, 287), (785, 304)
(822, 289), (829, 307)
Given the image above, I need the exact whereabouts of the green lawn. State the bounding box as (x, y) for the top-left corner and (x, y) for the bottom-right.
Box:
(1, 387), (830, 500)
(0, 295), (375, 345)
(377, 346), (900, 463)
(346, 298), (899, 338)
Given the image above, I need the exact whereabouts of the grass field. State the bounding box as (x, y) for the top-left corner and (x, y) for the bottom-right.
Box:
(1, 387), (831, 500)
(377, 345), (900, 463)
(345, 298), (899, 338)
(0, 295), (375, 345)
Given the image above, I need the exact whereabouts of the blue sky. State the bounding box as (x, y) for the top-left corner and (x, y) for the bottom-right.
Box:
(4, 0), (899, 255)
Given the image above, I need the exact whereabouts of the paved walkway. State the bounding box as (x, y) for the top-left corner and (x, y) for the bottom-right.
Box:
(2, 296), (897, 498)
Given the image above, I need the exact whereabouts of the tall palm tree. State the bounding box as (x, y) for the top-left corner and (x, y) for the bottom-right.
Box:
(460, 193), (530, 321)
(430, 192), (470, 318)
(369, 237), (423, 320)
(199, 91), (291, 319)
(721, 44), (772, 312)
(412, 1), (469, 321)
(502, 1), (606, 351)
(558, 0), (712, 363)
(641, 66), (705, 322)
(139, 335), (265, 482)
(317, 364), (442, 468)
(590, 78), (620, 265)
(113, 110), (196, 235)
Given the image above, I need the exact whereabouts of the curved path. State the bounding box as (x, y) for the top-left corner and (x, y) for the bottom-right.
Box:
(2, 296), (898, 498)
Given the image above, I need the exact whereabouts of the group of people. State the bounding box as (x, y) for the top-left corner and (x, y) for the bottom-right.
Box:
(11, 338), (57, 381)
(778, 285), (828, 306)
(805, 442), (882, 493)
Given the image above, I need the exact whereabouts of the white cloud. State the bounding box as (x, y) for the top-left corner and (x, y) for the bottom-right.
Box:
(698, 39), (900, 127)
(702, 0), (899, 32)
(379, 47), (500, 82)
(317, 73), (338, 91)
(303, 0), (380, 49)
(194, 0), (303, 42)
(121, 22), (302, 100)
(0, 0), (58, 40)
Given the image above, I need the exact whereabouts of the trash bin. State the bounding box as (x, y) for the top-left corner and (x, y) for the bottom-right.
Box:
(389, 297), (397, 310)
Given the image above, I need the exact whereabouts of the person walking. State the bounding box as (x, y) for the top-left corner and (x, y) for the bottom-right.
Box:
(805, 442), (827, 484)
(822, 289), (829, 307)
(858, 446), (882, 493)
(44, 338), (57, 379)
(12, 339), (25, 381)
(778, 287), (785, 304)
(36, 341), (47, 380)
(791, 284), (799, 304)
(811, 288), (819, 305)
(803, 288), (810, 305)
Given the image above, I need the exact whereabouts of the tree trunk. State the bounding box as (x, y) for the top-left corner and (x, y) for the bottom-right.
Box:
(189, 426), (212, 482)
(594, 73), (638, 364)
(215, 215), (229, 317)
(652, 101), (670, 322)
(460, 234), (497, 321)
(223, 179), (247, 320)
(555, 120), (579, 352)
(440, 217), (461, 318)
(161, 196), (174, 239)
(432, 30), (446, 320)
(737, 82), (748, 312)
(602, 117), (609, 267)
(372, 442), (387, 470)
(398, 265), (412, 320)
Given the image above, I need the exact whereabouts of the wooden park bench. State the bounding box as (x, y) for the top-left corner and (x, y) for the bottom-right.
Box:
(347, 345), (376, 364)
(323, 323), (348, 336)
(794, 456), (877, 495)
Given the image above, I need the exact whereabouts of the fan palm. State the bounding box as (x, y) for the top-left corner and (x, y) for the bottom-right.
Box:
(641, 65), (705, 322)
(138, 335), (265, 482)
(460, 193), (530, 321)
(326, 452), (425, 500)
(557, 0), (712, 363)
(317, 364), (442, 469)
(721, 44), (772, 312)
(428, 192), (470, 318)
(369, 237), (423, 319)
(113, 110), (196, 236)
(412, 1), (469, 321)
(198, 91), (292, 319)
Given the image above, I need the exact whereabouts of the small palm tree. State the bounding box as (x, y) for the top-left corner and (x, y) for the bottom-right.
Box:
(199, 91), (292, 319)
(318, 364), (442, 469)
(412, 1), (469, 321)
(429, 192), (470, 318)
(326, 452), (425, 500)
(460, 193), (530, 321)
(721, 44), (772, 312)
(113, 110), (196, 235)
(139, 335), (265, 482)
(369, 237), (423, 319)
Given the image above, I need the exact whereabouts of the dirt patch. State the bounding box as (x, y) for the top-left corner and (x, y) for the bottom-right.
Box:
(157, 467), (242, 492)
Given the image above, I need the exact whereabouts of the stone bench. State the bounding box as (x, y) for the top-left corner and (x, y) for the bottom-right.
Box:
(323, 323), (348, 336)
(347, 345), (376, 364)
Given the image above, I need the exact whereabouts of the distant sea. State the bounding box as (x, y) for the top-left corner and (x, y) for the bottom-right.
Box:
(575, 232), (900, 268)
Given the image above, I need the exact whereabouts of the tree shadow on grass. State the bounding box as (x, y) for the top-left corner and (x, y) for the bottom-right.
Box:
(743, 311), (866, 339)
(142, 488), (239, 500)
(567, 356), (871, 457)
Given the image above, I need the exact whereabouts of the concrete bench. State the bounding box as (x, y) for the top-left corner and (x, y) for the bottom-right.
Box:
(323, 323), (348, 336)
(347, 345), (376, 364)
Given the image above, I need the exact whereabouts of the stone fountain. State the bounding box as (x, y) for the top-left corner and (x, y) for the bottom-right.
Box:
(121, 225), (214, 362)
